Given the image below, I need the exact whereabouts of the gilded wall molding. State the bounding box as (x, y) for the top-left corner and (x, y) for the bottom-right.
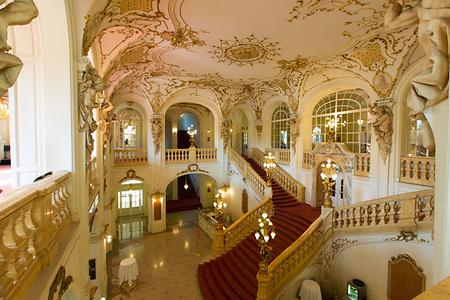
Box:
(384, 230), (430, 243)
(48, 266), (73, 300)
(177, 163), (209, 176)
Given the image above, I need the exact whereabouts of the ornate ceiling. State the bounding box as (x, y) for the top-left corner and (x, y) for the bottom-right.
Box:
(83, 0), (422, 113)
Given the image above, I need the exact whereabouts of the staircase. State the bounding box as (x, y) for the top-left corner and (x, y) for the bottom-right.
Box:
(198, 156), (320, 300)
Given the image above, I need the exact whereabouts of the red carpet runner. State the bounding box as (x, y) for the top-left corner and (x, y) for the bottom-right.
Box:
(198, 157), (320, 300)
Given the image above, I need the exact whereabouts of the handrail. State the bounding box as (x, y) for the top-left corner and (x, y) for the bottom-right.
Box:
(333, 189), (434, 232)
(229, 148), (269, 199)
(257, 214), (332, 299)
(252, 148), (305, 203)
(222, 198), (273, 251)
(0, 171), (72, 299)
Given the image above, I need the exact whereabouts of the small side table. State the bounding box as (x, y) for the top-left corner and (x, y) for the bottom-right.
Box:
(298, 280), (322, 300)
(118, 257), (139, 294)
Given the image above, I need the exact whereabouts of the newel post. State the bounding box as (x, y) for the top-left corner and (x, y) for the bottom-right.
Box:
(212, 228), (225, 256)
(256, 265), (269, 300)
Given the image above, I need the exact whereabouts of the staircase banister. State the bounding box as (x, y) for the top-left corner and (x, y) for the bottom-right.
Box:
(335, 189), (433, 210)
(223, 197), (272, 236)
(268, 216), (324, 271)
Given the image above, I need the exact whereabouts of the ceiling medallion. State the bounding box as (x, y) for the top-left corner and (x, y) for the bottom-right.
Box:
(209, 35), (281, 66)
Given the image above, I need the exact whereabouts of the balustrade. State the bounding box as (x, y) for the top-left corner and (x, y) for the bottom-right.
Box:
(266, 148), (291, 165)
(257, 214), (332, 300)
(229, 148), (268, 198)
(354, 153), (370, 177)
(165, 148), (217, 163)
(302, 151), (312, 169)
(114, 148), (148, 166)
(0, 171), (71, 299)
(213, 198), (273, 256)
(252, 148), (305, 202)
(400, 156), (435, 187)
(333, 189), (434, 232)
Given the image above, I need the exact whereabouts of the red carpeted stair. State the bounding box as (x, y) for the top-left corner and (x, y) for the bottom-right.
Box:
(198, 156), (320, 300)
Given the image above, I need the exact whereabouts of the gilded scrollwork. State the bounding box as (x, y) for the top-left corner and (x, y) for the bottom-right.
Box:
(332, 238), (359, 257)
(0, 0), (39, 95)
(151, 113), (163, 154)
(209, 35), (281, 66)
(384, 230), (430, 243)
(48, 266), (73, 300)
(221, 119), (232, 149)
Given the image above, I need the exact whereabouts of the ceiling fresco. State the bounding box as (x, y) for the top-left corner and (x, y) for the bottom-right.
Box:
(83, 0), (422, 114)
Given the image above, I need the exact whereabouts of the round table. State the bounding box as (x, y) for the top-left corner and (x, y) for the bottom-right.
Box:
(299, 280), (322, 300)
(118, 257), (139, 285)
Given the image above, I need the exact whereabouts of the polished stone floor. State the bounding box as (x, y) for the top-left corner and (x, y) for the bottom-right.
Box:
(108, 210), (212, 300)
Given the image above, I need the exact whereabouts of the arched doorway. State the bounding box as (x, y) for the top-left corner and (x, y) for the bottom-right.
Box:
(231, 110), (249, 155)
(115, 178), (147, 240)
(165, 173), (217, 228)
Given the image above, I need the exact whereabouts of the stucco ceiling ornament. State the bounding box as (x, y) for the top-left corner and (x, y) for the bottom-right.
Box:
(151, 113), (163, 154)
(408, 1), (450, 115)
(150, 86), (163, 113)
(0, 0), (38, 96)
(209, 35), (281, 66)
(384, 0), (419, 30)
(368, 98), (394, 163)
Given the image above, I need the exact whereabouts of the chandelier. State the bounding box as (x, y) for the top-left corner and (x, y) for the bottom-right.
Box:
(187, 124), (197, 148)
(263, 152), (276, 185)
(254, 212), (276, 270)
(213, 192), (228, 227)
(325, 114), (346, 142)
(320, 159), (338, 208)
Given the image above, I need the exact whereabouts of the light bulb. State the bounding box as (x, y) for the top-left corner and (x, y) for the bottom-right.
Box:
(264, 235), (269, 243)
(320, 173), (326, 180)
(255, 232), (260, 240)
(262, 213), (268, 219)
(271, 232), (276, 239)
(268, 221), (273, 226)
(331, 174), (337, 180)
(223, 203), (227, 208)
(213, 202), (217, 207)
(259, 222), (264, 227)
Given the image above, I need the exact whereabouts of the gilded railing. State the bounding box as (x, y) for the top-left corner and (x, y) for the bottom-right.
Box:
(400, 156), (435, 187)
(252, 148), (305, 203)
(212, 198), (273, 256)
(354, 153), (370, 177)
(0, 171), (71, 299)
(257, 214), (332, 300)
(165, 148), (217, 163)
(333, 189), (434, 232)
(302, 151), (312, 169)
(229, 148), (268, 198)
(266, 148), (291, 165)
(114, 148), (148, 166)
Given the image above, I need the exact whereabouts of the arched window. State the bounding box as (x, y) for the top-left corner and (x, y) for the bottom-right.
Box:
(116, 108), (143, 149)
(312, 89), (371, 153)
(271, 103), (290, 149)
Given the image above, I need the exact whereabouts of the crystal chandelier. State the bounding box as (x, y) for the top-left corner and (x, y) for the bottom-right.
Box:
(325, 114), (346, 142)
(263, 152), (276, 185)
(187, 124), (197, 148)
(320, 159), (338, 208)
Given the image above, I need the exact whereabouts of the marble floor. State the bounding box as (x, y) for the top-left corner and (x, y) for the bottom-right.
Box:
(108, 210), (212, 300)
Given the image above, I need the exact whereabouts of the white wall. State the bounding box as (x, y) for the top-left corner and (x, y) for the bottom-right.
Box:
(227, 171), (263, 221)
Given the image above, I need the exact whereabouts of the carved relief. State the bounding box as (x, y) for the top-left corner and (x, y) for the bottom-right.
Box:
(151, 113), (163, 154)
(0, 0), (39, 95)
(384, 230), (430, 243)
(290, 116), (300, 154)
(332, 238), (358, 257)
(48, 266), (73, 300)
(177, 163), (209, 176)
(368, 99), (394, 163)
(409, 1), (450, 114)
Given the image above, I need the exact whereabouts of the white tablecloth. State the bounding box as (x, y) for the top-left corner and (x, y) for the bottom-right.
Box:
(118, 257), (139, 285)
(299, 280), (322, 300)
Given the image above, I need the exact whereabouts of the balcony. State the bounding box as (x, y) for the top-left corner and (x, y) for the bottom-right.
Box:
(400, 156), (435, 187)
(114, 148), (148, 166)
(165, 148), (217, 164)
(0, 171), (72, 299)
(266, 148), (291, 165)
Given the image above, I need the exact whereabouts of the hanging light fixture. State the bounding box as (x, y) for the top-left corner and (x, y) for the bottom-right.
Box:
(184, 176), (189, 190)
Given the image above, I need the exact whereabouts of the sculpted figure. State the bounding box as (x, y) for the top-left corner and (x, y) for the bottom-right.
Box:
(221, 119), (232, 149)
(409, 12), (450, 114)
(79, 62), (106, 131)
(290, 116), (300, 154)
(384, 0), (419, 30)
(151, 114), (163, 153)
(0, 0), (39, 95)
(220, 97), (233, 118)
(369, 104), (393, 163)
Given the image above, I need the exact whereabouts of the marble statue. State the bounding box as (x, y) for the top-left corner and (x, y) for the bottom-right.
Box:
(151, 114), (163, 153)
(409, 1), (450, 114)
(384, 0), (419, 30)
(0, 0), (39, 95)
(369, 102), (393, 163)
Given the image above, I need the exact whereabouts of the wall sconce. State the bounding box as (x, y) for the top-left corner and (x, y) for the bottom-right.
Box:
(172, 127), (177, 134)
